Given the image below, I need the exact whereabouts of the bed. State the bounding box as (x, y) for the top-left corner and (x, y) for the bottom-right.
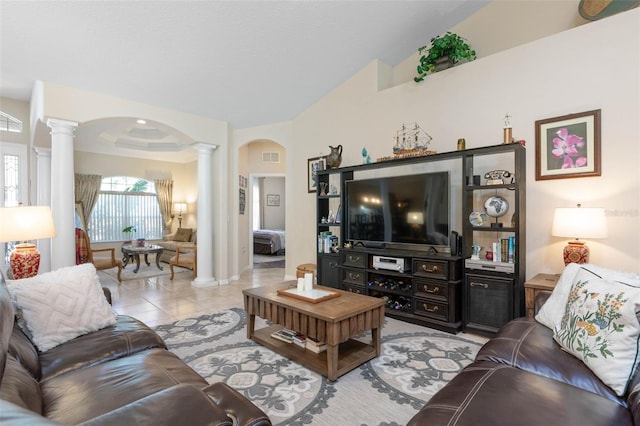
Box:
(253, 229), (285, 255)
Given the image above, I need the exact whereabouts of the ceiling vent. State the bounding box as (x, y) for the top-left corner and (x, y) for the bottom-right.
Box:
(262, 152), (280, 163)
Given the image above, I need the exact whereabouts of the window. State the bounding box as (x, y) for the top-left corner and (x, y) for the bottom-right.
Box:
(1, 142), (27, 266)
(0, 111), (23, 133)
(88, 176), (163, 242)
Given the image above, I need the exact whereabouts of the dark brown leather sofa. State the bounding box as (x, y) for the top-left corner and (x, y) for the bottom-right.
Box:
(0, 278), (271, 426)
(408, 292), (639, 425)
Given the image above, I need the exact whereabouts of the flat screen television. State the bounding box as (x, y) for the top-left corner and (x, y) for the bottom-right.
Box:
(345, 172), (449, 249)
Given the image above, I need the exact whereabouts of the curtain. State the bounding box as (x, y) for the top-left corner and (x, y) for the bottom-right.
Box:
(75, 174), (102, 219)
(155, 179), (173, 232)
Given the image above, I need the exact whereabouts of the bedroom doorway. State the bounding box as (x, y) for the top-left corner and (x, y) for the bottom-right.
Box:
(251, 175), (285, 269)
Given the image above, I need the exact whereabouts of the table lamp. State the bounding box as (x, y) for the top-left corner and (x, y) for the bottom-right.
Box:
(0, 205), (57, 279)
(551, 204), (607, 266)
(174, 202), (187, 228)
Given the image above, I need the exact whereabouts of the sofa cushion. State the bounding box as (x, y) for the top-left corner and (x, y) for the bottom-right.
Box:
(39, 315), (167, 380)
(536, 264), (640, 331)
(476, 317), (623, 403)
(6, 264), (116, 352)
(0, 355), (43, 414)
(174, 228), (192, 242)
(41, 348), (209, 425)
(407, 360), (633, 426)
(8, 323), (41, 380)
(553, 275), (640, 396)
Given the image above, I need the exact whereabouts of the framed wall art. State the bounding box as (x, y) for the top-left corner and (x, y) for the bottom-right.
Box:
(266, 194), (280, 206)
(535, 109), (601, 180)
(307, 156), (326, 193)
(239, 188), (246, 215)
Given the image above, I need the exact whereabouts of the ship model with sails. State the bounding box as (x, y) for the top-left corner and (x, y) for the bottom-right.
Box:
(377, 122), (436, 162)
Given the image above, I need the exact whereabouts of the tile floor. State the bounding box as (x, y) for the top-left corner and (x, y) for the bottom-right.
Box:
(101, 266), (286, 328)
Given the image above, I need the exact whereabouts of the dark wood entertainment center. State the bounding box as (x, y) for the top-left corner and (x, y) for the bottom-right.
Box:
(316, 143), (525, 336)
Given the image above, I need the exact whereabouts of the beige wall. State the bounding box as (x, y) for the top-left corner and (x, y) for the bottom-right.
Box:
(287, 9), (640, 277)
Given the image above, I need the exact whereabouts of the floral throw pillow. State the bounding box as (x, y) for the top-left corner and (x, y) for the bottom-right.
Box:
(553, 275), (640, 396)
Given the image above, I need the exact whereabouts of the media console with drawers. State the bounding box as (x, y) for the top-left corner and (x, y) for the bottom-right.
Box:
(340, 247), (462, 334)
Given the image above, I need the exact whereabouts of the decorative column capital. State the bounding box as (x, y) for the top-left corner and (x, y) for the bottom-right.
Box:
(33, 147), (51, 158)
(46, 118), (78, 137)
(193, 142), (218, 155)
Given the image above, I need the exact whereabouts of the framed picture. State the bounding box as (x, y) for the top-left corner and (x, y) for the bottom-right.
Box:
(266, 194), (280, 206)
(239, 188), (246, 215)
(307, 156), (326, 193)
(535, 109), (601, 180)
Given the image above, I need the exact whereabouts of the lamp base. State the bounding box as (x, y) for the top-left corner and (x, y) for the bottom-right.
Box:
(10, 243), (41, 279)
(563, 241), (589, 266)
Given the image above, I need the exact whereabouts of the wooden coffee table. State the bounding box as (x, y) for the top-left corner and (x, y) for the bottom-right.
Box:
(243, 283), (385, 381)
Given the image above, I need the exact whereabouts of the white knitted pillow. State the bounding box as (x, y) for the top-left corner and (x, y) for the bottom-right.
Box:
(7, 263), (116, 352)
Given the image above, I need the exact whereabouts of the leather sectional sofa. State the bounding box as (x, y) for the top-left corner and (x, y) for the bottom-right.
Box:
(408, 291), (639, 425)
(0, 277), (271, 426)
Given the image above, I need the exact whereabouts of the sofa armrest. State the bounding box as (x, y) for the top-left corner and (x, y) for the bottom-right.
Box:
(78, 384), (234, 426)
(534, 290), (552, 315)
(203, 382), (272, 426)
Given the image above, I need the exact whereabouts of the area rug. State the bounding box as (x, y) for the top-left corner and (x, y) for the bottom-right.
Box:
(155, 308), (487, 426)
(98, 264), (190, 282)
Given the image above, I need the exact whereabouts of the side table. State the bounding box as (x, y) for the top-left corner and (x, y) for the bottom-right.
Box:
(524, 273), (560, 318)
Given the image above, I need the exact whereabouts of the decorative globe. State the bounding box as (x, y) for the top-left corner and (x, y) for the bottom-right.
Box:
(484, 196), (509, 218)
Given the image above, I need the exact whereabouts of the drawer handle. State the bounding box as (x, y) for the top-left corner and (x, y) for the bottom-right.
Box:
(349, 255), (361, 262)
(348, 272), (361, 280)
(423, 285), (439, 294)
(470, 282), (489, 289)
(422, 264), (440, 273)
(329, 262), (337, 268)
(423, 303), (439, 312)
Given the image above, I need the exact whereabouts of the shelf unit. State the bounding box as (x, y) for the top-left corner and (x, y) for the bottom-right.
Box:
(462, 144), (526, 336)
(341, 247), (463, 334)
(314, 143), (526, 335)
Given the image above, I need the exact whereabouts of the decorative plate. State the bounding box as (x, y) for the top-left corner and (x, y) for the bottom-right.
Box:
(484, 196), (509, 218)
(469, 211), (488, 226)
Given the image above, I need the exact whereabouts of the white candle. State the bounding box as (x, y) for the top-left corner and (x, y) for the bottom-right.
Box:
(297, 277), (304, 292)
(304, 273), (313, 291)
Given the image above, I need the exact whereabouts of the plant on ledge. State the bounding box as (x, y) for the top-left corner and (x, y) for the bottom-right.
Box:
(122, 226), (136, 241)
(414, 32), (477, 82)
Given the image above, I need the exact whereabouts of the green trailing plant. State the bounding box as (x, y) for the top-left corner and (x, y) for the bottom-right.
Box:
(414, 32), (476, 82)
(122, 226), (137, 240)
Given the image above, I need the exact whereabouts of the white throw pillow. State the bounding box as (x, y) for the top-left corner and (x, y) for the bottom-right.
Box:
(7, 263), (116, 352)
(553, 275), (640, 396)
(536, 264), (640, 330)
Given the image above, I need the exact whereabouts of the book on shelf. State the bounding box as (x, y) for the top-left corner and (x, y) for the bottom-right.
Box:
(271, 330), (294, 343)
(292, 333), (307, 348)
(306, 337), (327, 353)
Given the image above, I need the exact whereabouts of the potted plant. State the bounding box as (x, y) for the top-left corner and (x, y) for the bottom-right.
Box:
(414, 32), (477, 82)
(122, 226), (136, 242)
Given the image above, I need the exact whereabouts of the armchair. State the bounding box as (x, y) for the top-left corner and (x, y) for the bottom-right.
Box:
(169, 246), (196, 280)
(75, 228), (123, 281)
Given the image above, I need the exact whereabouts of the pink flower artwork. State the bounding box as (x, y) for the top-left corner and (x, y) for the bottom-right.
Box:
(551, 128), (587, 169)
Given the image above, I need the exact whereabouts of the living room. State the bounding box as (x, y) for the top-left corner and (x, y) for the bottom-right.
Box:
(1, 2), (638, 284)
(1, 1), (639, 424)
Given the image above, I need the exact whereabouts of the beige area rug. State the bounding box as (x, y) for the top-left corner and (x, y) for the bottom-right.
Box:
(98, 263), (191, 283)
(155, 309), (488, 426)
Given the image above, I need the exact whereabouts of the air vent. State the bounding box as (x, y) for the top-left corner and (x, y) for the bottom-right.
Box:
(262, 152), (280, 163)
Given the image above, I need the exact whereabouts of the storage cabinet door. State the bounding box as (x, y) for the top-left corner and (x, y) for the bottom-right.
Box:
(318, 255), (341, 288)
(465, 273), (513, 333)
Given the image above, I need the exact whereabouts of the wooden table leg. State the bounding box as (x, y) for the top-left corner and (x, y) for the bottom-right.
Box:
(247, 313), (256, 339)
(326, 344), (338, 381)
(372, 326), (381, 356)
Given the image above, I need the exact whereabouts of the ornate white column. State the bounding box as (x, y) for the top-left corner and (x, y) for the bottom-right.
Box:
(47, 118), (78, 270)
(192, 143), (218, 287)
(33, 147), (52, 273)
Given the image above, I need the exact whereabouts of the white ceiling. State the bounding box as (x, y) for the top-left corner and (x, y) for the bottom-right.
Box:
(1, 0), (488, 132)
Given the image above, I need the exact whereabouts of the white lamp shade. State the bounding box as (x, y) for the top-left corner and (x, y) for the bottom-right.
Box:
(407, 212), (424, 225)
(552, 207), (607, 239)
(174, 203), (187, 214)
(0, 205), (57, 242)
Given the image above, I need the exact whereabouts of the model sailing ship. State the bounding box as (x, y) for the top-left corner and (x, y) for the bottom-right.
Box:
(378, 122), (436, 162)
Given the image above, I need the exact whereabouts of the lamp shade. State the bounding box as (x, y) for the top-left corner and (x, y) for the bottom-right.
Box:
(0, 205), (56, 279)
(551, 206), (608, 239)
(0, 205), (57, 242)
(407, 212), (424, 225)
(174, 203), (187, 214)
